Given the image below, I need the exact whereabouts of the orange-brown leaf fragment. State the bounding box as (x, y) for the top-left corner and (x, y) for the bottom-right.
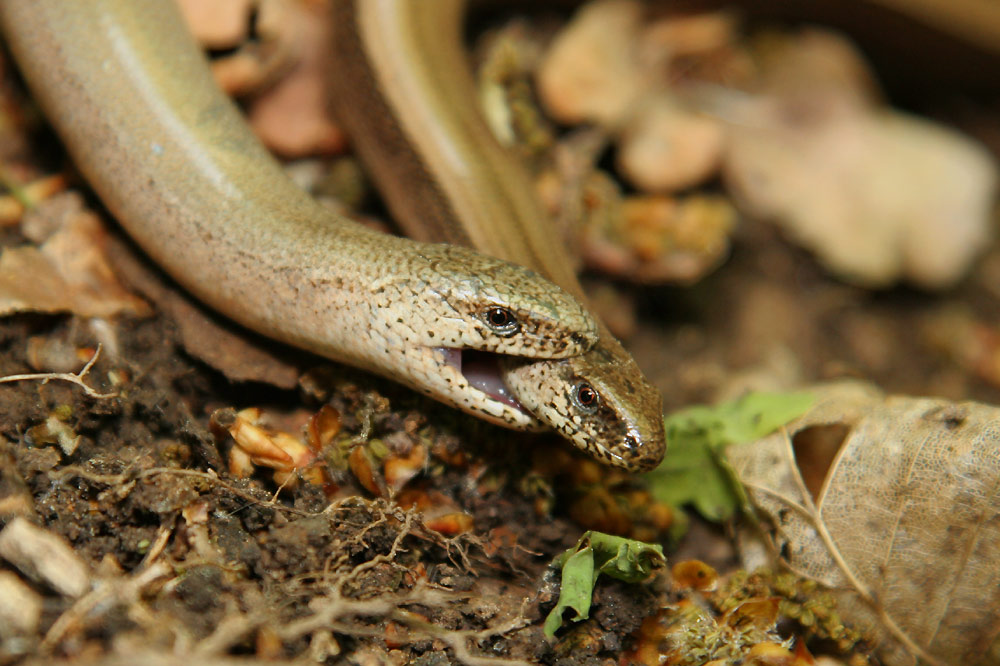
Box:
(671, 559), (718, 592)
(424, 512), (474, 536)
(383, 444), (427, 495)
(306, 405), (341, 451)
(722, 598), (780, 632)
(745, 641), (794, 665)
(349, 445), (382, 496)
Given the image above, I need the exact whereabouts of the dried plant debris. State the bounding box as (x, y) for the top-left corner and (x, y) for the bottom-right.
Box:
(728, 381), (1000, 666)
(0, 348), (641, 664)
(243, 0), (346, 157)
(478, 1), (738, 286)
(178, 0), (345, 155)
(0, 193), (149, 319)
(0, 433), (549, 664)
(488, 0), (998, 289)
(722, 42), (997, 289)
(104, 231), (304, 389)
(0, 517), (91, 598)
(531, 445), (676, 543)
(3, 1), (1000, 664)
(580, 189), (737, 285)
(570, 558), (866, 665)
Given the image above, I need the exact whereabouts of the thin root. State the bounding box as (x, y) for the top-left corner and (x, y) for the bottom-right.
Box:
(0, 344), (117, 398)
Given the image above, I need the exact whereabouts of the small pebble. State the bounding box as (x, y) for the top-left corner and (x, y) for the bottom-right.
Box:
(0, 517), (90, 598)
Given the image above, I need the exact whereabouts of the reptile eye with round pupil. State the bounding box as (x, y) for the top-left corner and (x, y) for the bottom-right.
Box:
(488, 308), (510, 326)
(484, 306), (519, 335)
(576, 384), (598, 408)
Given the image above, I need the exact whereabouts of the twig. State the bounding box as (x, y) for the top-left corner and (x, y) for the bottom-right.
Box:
(41, 560), (172, 653)
(0, 344), (117, 398)
(193, 607), (265, 656)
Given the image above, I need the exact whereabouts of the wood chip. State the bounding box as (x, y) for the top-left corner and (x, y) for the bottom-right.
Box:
(0, 571), (42, 637)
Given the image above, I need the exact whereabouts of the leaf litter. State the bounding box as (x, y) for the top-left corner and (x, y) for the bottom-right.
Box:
(729, 381), (1000, 665)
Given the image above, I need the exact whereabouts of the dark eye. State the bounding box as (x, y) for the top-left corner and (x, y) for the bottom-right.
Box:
(573, 383), (600, 413)
(483, 306), (519, 336)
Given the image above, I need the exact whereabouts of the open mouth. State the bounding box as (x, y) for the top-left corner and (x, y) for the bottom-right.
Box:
(436, 348), (527, 413)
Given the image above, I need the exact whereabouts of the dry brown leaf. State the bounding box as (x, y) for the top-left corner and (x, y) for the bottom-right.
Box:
(152, 284), (303, 389)
(616, 94), (724, 193)
(0, 246), (78, 315)
(728, 381), (1000, 666)
(721, 30), (997, 290)
(536, 0), (650, 127)
(536, 1), (738, 130)
(246, 0), (345, 157)
(0, 193), (149, 318)
(724, 104), (996, 290)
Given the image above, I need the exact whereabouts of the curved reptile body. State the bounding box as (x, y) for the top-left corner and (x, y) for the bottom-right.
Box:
(0, 0), (602, 429)
(327, 0), (666, 471)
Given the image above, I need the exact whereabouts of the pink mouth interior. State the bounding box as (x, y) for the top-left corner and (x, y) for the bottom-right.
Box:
(437, 348), (526, 412)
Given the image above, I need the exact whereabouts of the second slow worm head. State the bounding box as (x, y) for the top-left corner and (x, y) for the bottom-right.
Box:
(0, 0), (602, 429)
(501, 334), (667, 472)
(328, 0), (667, 471)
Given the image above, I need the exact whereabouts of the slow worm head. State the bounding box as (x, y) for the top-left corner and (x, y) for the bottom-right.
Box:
(502, 334), (665, 472)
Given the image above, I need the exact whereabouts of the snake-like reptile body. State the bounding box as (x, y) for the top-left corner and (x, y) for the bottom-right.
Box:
(328, 0), (667, 471)
(0, 0), (603, 430)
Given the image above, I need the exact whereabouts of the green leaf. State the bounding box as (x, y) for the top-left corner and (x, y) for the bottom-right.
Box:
(543, 546), (595, 637)
(588, 532), (664, 582)
(715, 391), (816, 444)
(644, 391), (814, 522)
(543, 531), (665, 637)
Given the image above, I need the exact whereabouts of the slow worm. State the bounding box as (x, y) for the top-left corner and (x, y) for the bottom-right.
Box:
(0, 0), (602, 430)
(328, 0), (667, 471)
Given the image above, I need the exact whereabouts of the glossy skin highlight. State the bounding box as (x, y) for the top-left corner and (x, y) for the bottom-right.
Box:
(0, 0), (601, 429)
